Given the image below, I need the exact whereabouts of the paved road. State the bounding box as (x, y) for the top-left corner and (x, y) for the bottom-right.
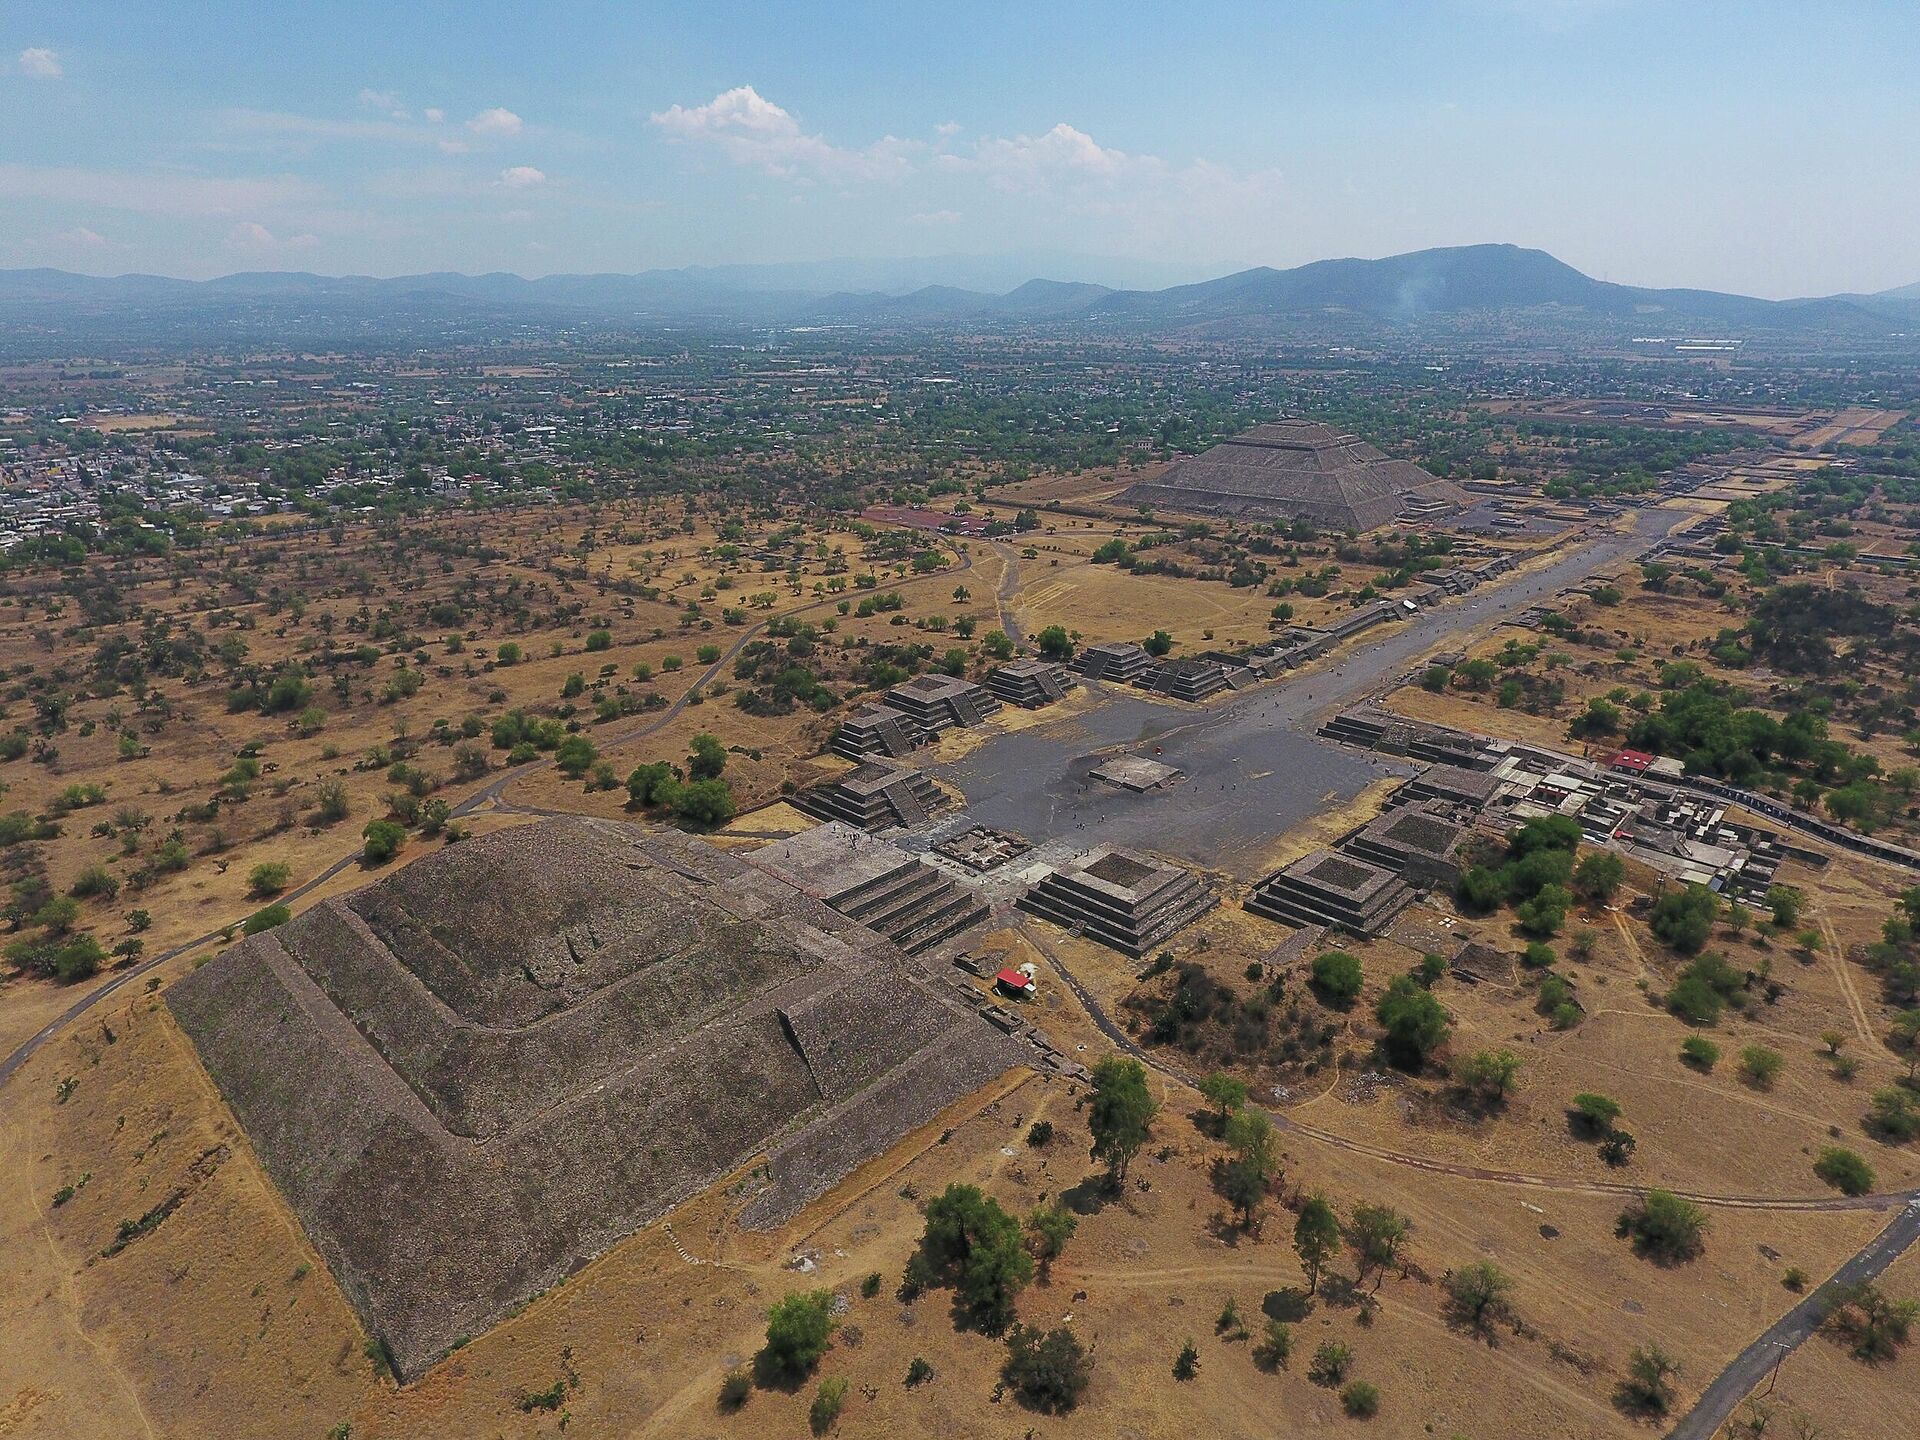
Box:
(932, 510), (1681, 874)
(1665, 1198), (1920, 1440)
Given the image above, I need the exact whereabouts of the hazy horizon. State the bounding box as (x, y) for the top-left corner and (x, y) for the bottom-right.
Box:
(3, 1), (1916, 298)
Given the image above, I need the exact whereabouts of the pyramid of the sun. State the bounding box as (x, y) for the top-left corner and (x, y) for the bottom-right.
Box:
(1118, 419), (1466, 531)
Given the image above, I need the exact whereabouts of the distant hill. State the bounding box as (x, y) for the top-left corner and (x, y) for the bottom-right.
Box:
(0, 245), (1911, 346)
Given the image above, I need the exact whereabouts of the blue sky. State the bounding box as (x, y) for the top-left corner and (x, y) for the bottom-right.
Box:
(1, 1), (1915, 295)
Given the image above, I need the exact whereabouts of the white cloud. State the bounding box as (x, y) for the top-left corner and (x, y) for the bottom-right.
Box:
(357, 88), (409, 119)
(650, 86), (915, 181)
(467, 107), (524, 138)
(226, 221), (318, 252)
(423, 107), (445, 123)
(966, 123), (1134, 189)
(57, 225), (107, 249)
(497, 165), (546, 189)
(0, 163), (320, 218)
(18, 47), (62, 79)
(908, 209), (962, 226)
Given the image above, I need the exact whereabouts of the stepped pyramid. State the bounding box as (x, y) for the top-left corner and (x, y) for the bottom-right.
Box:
(1118, 420), (1465, 531)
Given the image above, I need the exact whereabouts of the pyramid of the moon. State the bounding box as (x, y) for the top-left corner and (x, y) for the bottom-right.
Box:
(1118, 419), (1467, 531)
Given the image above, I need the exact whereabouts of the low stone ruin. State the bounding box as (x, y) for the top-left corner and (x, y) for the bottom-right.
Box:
(1245, 847), (1414, 935)
(986, 659), (1075, 708)
(1018, 844), (1216, 960)
(793, 760), (946, 832)
(748, 821), (990, 955)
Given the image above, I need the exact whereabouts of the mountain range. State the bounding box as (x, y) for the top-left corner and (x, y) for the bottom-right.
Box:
(2, 245), (1916, 343)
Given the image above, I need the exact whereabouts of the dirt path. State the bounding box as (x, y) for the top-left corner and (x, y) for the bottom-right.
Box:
(1816, 906), (1875, 1047)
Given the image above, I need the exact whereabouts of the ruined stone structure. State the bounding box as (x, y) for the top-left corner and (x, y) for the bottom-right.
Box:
(1018, 845), (1216, 959)
(749, 822), (990, 955)
(880, 673), (1002, 730)
(793, 760), (946, 832)
(1343, 803), (1470, 890)
(168, 819), (1021, 1379)
(1072, 640), (1152, 683)
(986, 659), (1074, 709)
(832, 703), (927, 760)
(1137, 656), (1232, 702)
(1116, 419), (1466, 531)
(1245, 847), (1414, 935)
(1399, 762), (1504, 809)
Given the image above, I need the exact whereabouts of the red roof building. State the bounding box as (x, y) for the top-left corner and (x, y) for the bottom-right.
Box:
(1608, 749), (1653, 774)
(994, 967), (1035, 996)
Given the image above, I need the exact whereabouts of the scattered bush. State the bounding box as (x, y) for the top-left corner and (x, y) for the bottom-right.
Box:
(1000, 1324), (1091, 1414)
(1616, 1188), (1707, 1264)
(1814, 1146), (1875, 1196)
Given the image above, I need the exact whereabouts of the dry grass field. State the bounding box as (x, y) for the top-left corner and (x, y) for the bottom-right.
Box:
(2, 490), (1918, 1440)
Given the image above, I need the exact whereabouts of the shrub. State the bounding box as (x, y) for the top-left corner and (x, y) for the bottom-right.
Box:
(1253, 1318), (1292, 1370)
(1310, 951), (1363, 1006)
(1172, 1338), (1199, 1380)
(1679, 1035), (1720, 1071)
(361, 819), (406, 865)
(1571, 850), (1624, 901)
(1308, 1340), (1353, 1386)
(1341, 1380), (1380, 1418)
(1814, 1147), (1875, 1196)
(1616, 1343), (1678, 1416)
(718, 1369), (750, 1411)
(1738, 1044), (1784, 1089)
(1000, 1324), (1091, 1414)
(808, 1376), (847, 1435)
(904, 1356), (933, 1387)
(313, 779), (351, 824)
(247, 861), (291, 898)
(1025, 1119), (1053, 1148)
(1616, 1189), (1707, 1263)
(243, 903), (292, 935)
(70, 864), (119, 901)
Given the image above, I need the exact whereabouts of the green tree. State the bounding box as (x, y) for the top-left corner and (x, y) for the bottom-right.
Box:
(1649, 883), (1719, 954)
(1571, 851), (1624, 902)
(1000, 1324), (1091, 1414)
(688, 732), (727, 780)
(1310, 950), (1363, 1006)
(1374, 975), (1450, 1068)
(760, 1290), (835, 1381)
(1035, 625), (1073, 661)
(1024, 1200), (1078, 1277)
(1292, 1194), (1340, 1295)
(1198, 1071), (1247, 1122)
(362, 819), (406, 864)
(907, 1183), (1033, 1333)
(1349, 1204), (1411, 1293)
(554, 735), (597, 778)
(1813, 1147), (1875, 1197)
(1452, 1048), (1523, 1103)
(1088, 1056), (1157, 1186)
(1616, 1189), (1707, 1263)
(1217, 1108), (1278, 1229)
(1442, 1261), (1514, 1334)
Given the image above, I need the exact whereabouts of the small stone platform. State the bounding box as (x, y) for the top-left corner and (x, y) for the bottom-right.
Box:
(1018, 844), (1216, 959)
